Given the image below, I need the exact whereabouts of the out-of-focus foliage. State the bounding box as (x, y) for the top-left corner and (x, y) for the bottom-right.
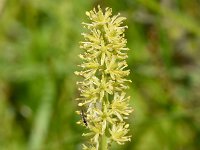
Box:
(0, 0), (200, 150)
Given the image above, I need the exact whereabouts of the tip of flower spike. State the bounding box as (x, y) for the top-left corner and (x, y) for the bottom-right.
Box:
(82, 144), (88, 149)
(82, 133), (87, 136)
(125, 124), (129, 128)
(78, 54), (83, 58)
(76, 81), (80, 85)
(74, 71), (79, 75)
(82, 132), (94, 136)
(85, 11), (90, 16)
(105, 7), (112, 12)
(127, 96), (131, 100)
(78, 103), (83, 106)
(97, 5), (101, 11)
(75, 98), (81, 101)
(76, 121), (82, 125)
(75, 111), (81, 115)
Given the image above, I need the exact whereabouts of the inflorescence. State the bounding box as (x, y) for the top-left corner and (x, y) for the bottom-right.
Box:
(75, 5), (133, 150)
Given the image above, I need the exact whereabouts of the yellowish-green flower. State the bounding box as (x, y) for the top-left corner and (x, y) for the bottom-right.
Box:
(75, 5), (133, 150)
(109, 123), (131, 145)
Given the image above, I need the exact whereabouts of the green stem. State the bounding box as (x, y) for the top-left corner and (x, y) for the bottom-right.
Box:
(101, 134), (108, 150)
(101, 75), (108, 150)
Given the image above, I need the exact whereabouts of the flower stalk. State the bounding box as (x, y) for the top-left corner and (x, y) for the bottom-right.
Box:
(101, 134), (108, 150)
(75, 5), (133, 150)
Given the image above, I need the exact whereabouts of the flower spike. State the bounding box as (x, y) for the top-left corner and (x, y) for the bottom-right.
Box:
(75, 5), (133, 149)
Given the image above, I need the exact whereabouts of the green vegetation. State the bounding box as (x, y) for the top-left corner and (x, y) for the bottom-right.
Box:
(0, 0), (200, 149)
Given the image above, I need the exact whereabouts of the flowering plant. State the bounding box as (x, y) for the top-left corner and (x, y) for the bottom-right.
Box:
(75, 5), (133, 150)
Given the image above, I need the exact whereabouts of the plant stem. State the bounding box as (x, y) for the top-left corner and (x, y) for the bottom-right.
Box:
(101, 134), (108, 150)
(100, 72), (108, 150)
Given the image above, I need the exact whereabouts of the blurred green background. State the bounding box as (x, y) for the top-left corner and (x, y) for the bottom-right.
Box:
(0, 0), (200, 150)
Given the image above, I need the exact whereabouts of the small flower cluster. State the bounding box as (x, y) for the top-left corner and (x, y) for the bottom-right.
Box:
(75, 5), (133, 150)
